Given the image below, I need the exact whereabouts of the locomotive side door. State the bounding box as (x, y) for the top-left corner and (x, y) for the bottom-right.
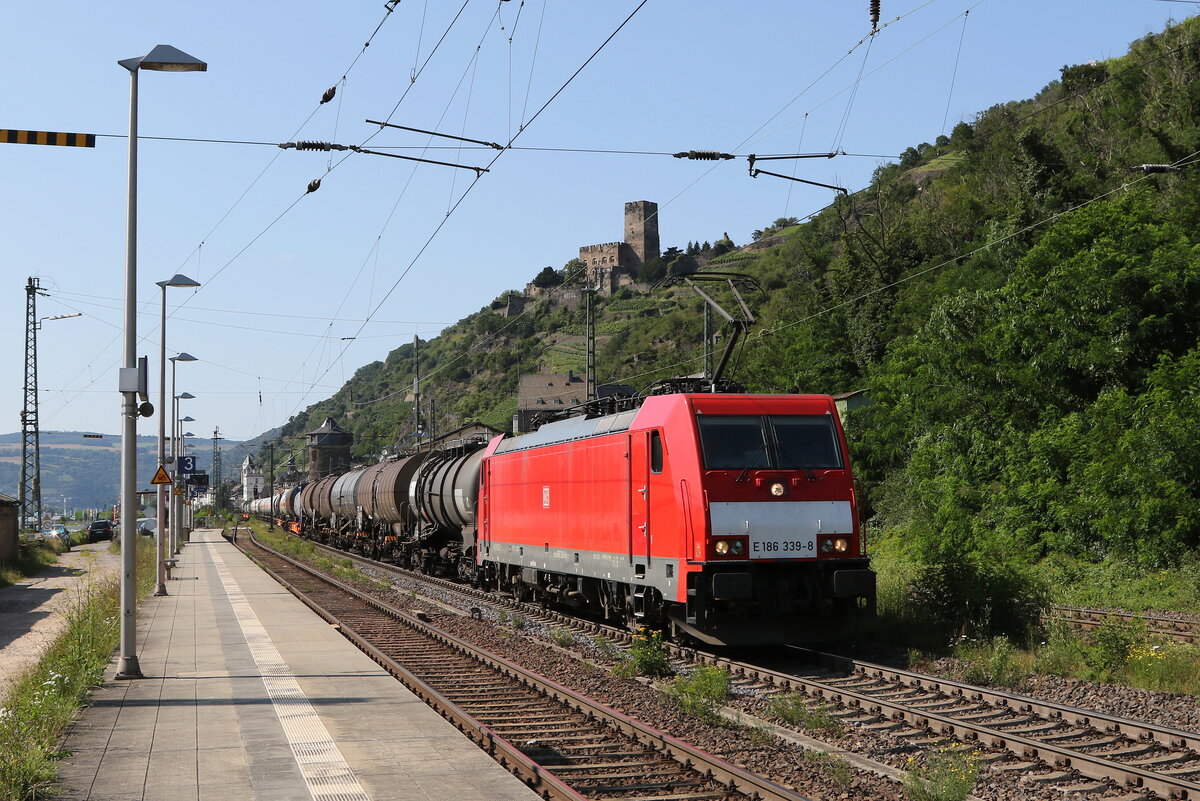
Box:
(629, 431), (650, 567)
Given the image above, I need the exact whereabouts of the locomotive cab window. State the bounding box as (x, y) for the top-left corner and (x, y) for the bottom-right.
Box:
(771, 416), (842, 470)
(696, 417), (770, 470)
(650, 430), (664, 474)
(697, 414), (842, 470)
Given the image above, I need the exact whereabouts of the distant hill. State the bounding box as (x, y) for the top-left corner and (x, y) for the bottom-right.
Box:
(0, 431), (245, 513)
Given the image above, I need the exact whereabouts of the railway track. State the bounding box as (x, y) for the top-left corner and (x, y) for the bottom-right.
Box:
(1047, 604), (1200, 644)
(707, 648), (1200, 799)
(238, 529), (815, 801)
(245, 525), (1200, 799)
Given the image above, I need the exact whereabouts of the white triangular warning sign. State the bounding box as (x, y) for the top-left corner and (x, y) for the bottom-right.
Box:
(151, 466), (172, 485)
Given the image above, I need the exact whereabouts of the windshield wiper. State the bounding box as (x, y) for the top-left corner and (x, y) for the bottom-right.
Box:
(735, 443), (768, 482)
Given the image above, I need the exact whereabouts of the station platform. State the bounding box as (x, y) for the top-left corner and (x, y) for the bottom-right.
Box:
(56, 528), (540, 801)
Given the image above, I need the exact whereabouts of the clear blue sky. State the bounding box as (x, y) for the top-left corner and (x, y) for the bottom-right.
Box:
(1, 1), (1190, 448)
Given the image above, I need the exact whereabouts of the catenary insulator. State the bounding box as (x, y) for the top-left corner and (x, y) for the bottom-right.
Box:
(1132, 163), (1179, 173)
(296, 141), (332, 151)
(321, 86), (337, 104)
(870, 0), (881, 28)
(673, 150), (734, 160)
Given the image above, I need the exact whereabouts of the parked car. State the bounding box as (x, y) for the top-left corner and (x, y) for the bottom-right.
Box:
(42, 524), (71, 551)
(87, 520), (115, 542)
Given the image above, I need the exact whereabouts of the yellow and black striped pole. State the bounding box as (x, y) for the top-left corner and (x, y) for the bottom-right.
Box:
(1, 129), (95, 147)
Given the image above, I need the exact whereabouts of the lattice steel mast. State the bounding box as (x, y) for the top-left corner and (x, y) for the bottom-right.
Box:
(20, 277), (42, 530)
(212, 426), (224, 511)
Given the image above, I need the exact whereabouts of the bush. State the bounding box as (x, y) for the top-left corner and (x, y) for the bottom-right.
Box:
(907, 557), (1049, 646)
(1083, 619), (1148, 675)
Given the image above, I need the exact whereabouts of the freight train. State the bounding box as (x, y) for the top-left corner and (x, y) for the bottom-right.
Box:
(250, 391), (875, 646)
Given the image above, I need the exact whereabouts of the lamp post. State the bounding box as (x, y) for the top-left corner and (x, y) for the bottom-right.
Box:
(117, 44), (206, 680)
(154, 276), (200, 596)
(170, 361), (196, 556)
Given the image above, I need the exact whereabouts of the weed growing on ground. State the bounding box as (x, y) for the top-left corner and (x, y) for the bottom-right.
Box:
(548, 628), (575, 647)
(902, 747), (981, 801)
(592, 636), (620, 660)
(1127, 640), (1200, 694)
(496, 608), (511, 624)
(745, 724), (775, 748)
(1084, 618), (1148, 676)
(0, 544), (57, 588)
(665, 665), (730, 723)
(956, 636), (1027, 689)
(1032, 621), (1088, 677)
(768, 693), (843, 736)
(510, 613), (527, 631)
(613, 629), (672, 679)
(627, 629), (672, 677)
(805, 751), (853, 791)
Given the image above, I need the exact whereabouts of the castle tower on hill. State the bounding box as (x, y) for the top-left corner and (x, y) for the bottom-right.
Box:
(578, 200), (661, 296)
(624, 200), (660, 266)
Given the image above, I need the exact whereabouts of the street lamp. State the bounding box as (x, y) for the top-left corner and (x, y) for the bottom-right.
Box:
(116, 44), (206, 680)
(171, 364), (197, 557)
(154, 275), (200, 597)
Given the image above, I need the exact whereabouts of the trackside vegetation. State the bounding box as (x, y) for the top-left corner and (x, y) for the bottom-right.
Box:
(0, 541), (154, 800)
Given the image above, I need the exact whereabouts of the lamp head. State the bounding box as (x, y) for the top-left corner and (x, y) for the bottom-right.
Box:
(120, 45), (207, 73)
(157, 273), (201, 289)
(171, 352), (198, 363)
(178, 392), (196, 400)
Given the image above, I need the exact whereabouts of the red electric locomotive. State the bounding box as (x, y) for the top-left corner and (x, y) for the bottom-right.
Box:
(477, 392), (875, 646)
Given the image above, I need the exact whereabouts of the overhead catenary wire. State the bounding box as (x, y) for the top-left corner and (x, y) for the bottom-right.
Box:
(941, 9), (970, 137)
(284, 0), (651, 419)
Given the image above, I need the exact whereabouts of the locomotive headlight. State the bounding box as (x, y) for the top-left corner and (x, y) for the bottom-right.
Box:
(715, 540), (731, 554)
(730, 540), (745, 555)
(820, 537), (851, 554)
(769, 482), (785, 496)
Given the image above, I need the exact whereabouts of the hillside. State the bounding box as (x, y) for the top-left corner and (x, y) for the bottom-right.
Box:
(0, 431), (244, 513)
(262, 19), (1200, 602)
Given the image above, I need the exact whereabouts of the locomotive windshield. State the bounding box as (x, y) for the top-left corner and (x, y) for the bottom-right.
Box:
(697, 415), (843, 471)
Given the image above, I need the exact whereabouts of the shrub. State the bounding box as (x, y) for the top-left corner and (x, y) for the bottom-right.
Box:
(1083, 619), (1147, 675)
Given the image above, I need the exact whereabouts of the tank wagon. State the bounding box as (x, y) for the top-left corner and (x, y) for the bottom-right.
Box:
(254, 394), (875, 646)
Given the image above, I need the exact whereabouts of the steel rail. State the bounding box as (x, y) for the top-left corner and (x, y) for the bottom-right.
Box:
(243, 530), (817, 801)
(1048, 604), (1199, 644)
(687, 647), (1200, 798)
